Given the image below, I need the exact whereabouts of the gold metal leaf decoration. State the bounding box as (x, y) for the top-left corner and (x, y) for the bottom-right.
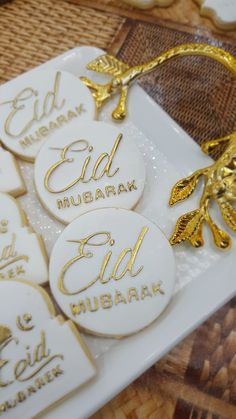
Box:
(169, 170), (202, 206)
(81, 44), (236, 249)
(170, 209), (204, 245)
(169, 132), (236, 250)
(0, 324), (12, 346)
(87, 54), (129, 77)
(218, 200), (236, 232)
(81, 44), (236, 121)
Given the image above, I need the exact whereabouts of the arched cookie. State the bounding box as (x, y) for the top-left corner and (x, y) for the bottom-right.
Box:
(0, 192), (27, 233)
(0, 193), (48, 285)
(0, 148), (26, 197)
(0, 279), (96, 418)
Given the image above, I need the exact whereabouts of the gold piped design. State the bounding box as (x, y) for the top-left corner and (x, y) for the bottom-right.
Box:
(82, 43), (236, 250)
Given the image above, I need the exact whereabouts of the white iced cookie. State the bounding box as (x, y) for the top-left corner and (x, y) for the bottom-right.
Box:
(0, 193), (48, 285)
(0, 148), (26, 197)
(34, 121), (146, 224)
(0, 192), (26, 233)
(49, 208), (176, 337)
(0, 280), (96, 419)
(0, 69), (95, 161)
(0, 228), (48, 284)
(196, 0), (236, 29)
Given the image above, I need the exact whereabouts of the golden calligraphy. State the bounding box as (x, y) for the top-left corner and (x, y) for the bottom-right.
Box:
(59, 227), (148, 295)
(44, 134), (123, 194)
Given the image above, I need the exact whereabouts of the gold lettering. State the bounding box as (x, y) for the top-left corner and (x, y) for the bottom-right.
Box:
(128, 288), (139, 303)
(111, 227), (148, 280)
(105, 185), (116, 197)
(141, 286), (152, 300)
(59, 232), (111, 295)
(44, 134), (122, 193)
(95, 188), (105, 200)
(59, 227), (148, 296)
(83, 191), (93, 204)
(152, 282), (165, 295)
(57, 197), (70, 209)
(67, 110), (77, 121)
(0, 234), (29, 271)
(127, 180), (137, 192)
(100, 294), (113, 309)
(38, 126), (49, 137)
(118, 183), (127, 194)
(17, 391), (26, 403)
(114, 290), (127, 305)
(56, 115), (67, 126)
(52, 365), (63, 377)
(3, 72), (65, 138)
(70, 195), (82, 207)
(27, 385), (37, 395)
(70, 301), (86, 315)
(86, 297), (99, 312)
(14, 331), (63, 382)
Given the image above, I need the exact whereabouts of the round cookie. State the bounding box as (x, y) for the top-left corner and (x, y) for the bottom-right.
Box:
(49, 208), (176, 337)
(0, 69), (95, 161)
(34, 121), (146, 224)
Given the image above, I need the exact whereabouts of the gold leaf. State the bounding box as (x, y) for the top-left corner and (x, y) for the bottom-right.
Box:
(170, 209), (204, 245)
(169, 171), (202, 206)
(218, 200), (236, 232)
(189, 222), (204, 248)
(0, 325), (12, 345)
(87, 54), (129, 77)
(208, 220), (231, 249)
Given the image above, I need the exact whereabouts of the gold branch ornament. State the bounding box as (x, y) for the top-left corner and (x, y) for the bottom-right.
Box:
(81, 44), (236, 250)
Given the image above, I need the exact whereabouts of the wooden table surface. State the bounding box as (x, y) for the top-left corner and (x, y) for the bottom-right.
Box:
(0, 1), (235, 418)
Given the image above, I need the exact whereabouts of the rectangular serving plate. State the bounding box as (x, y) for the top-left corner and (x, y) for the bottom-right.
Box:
(3, 47), (236, 419)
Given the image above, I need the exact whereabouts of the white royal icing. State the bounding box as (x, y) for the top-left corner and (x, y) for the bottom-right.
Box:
(0, 69), (95, 161)
(34, 121), (146, 224)
(0, 193), (26, 233)
(49, 208), (176, 337)
(0, 193), (48, 285)
(0, 228), (48, 285)
(0, 280), (96, 419)
(0, 148), (26, 197)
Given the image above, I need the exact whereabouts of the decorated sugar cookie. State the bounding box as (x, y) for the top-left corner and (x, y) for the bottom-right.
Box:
(0, 69), (95, 161)
(49, 208), (176, 337)
(0, 192), (26, 233)
(0, 280), (96, 418)
(195, 0), (236, 30)
(34, 121), (146, 224)
(0, 193), (48, 284)
(0, 148), (26, 197)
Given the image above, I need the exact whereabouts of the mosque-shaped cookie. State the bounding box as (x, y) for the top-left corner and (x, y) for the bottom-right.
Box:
(0, 279), (96, 419)
(0, 192), (48, 284)
(0, 147), (26, 197)
(0, 69), (95, 161)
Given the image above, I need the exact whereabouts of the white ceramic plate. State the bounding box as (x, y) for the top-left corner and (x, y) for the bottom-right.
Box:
(2, 47), (236, 419)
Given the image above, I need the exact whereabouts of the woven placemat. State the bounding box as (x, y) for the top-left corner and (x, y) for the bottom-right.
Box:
(0, 0), (124, 83)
